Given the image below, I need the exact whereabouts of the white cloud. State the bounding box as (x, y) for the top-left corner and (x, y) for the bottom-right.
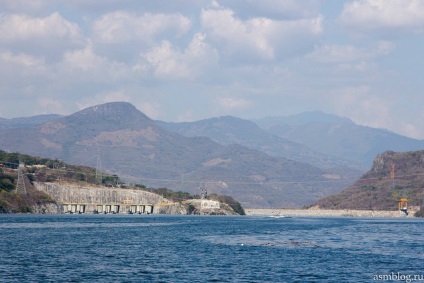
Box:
(0, 51), (47, 95)
(93, 11), (191, 44)
(0, 51), (45, 68)
(63, 44), (107, 71)
(62, 43), (129, 81)
(331, 85), (392, 129)
(201, 5), (323, 61)
(340, 0), (424, 32)
(37, 97), (66, 115)
(0, 12), (81, 42)
(400, 123), (421, 139)
(0, 1), (423, 139)
(0, 12), (84, 62)
(137, 101), (162, 119)
(306, 41), (394, 63)
(140, 33), (218, 79)
(142, 41), (190, 78)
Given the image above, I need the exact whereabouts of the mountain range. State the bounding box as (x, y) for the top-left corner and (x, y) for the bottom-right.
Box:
(0, 114), (63, 130)
(254, 112), (424, 169)
(157, 116), (353, 170)
(0, 102), (423, 208)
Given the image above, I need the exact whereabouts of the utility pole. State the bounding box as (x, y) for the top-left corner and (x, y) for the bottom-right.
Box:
(95, 146), (102, 185)
(15, 162), (27, 195)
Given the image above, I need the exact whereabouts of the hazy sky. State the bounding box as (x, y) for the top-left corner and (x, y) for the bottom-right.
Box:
(1, 0), (424, 138)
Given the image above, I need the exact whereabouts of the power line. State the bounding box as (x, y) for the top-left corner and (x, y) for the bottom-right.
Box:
(3, 159), (424, 187)
(113, 171), (424, 188)
(95, 146), (102, 184)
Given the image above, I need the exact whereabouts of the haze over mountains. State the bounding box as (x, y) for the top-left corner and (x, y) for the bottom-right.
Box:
(0, 102), (423, 208)
(157, 116), (353, 170)
(0, 114), (63, 130)
(255, 112), (424, 169)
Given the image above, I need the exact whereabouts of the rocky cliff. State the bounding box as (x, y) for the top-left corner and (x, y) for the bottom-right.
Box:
(312, 151), (424, 212)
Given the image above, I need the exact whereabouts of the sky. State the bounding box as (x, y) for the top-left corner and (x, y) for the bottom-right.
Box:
(1, 0), (424, 138)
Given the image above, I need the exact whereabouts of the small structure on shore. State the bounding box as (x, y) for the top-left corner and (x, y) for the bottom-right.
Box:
(398, 198), (408, 215)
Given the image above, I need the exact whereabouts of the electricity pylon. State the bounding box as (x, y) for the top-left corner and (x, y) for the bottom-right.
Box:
(15, 162), (27, 194)
(95, 147), (102, 184)
(390, 162), (395, 189)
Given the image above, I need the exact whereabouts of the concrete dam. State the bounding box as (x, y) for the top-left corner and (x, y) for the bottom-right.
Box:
(34, 182), (183, 214)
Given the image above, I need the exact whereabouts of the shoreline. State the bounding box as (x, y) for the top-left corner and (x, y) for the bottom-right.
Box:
(245, 208), (417, 218)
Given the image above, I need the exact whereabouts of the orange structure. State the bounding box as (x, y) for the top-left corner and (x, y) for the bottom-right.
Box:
(391, 163), (408, 215)
(398, 198), (408, 214)
(390, 162), (395, 188)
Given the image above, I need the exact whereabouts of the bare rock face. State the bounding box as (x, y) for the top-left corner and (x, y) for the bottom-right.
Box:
(156, 204), (187, 215)
(32, 203), (63, 214)
(371, 150), (424, 174)
(371, 152), (389, 172)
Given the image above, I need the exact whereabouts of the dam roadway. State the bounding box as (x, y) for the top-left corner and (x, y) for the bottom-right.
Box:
(245, 208), (416, 218)
(34, 182), (183, 214)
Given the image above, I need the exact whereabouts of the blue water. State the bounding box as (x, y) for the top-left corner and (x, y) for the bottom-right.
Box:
(0, 215), (423, 282)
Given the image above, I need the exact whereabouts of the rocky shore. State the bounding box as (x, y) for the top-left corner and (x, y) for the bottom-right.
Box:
(245, 208), (417, 218)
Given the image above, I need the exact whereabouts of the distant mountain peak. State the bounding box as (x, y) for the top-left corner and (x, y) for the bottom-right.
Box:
(284, 111), (354, 126)
(77, 102), (141, 116)
(68, 102), (150, 121)
(58, 102), (154, 132)
(208, 115), (258, 126)
(0, 114), (63, 129)
(254, 111), (355, 134)
(256, 111), (354, 127)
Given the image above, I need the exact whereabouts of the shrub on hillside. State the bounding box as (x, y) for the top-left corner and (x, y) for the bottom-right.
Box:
(415, 208), (424, 218)
(0, 174), (15, 192)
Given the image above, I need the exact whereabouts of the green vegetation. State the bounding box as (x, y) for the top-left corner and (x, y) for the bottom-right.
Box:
(415, 209), (424, 218)
(0, 150), (245, 214)
(0, 170), (56, 213)
(0, 150), (113, 213)
(0, 150), (126, 186)
(141, 187), (245, 215)
(0, 174), (15, 192)
(141, 187), (193, 202)
(0, 151), (51, 167)
(208, 193), (245, 215)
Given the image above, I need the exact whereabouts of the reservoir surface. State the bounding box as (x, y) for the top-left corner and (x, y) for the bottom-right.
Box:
(0, 215), (423, 282)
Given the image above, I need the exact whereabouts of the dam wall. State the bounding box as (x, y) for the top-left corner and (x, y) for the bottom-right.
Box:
(245, 208), (417, 218)
(33, 182), (179, 214)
